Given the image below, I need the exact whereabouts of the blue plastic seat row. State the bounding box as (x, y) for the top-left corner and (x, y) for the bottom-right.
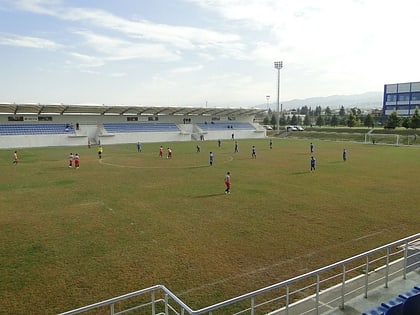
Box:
(103, 123), (179, 133)
(362, 286), (420, 315)
(0, 124), (75, 135)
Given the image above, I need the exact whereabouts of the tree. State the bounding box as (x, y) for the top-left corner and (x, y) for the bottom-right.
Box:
(315, 106), (322, 116)
(309, 107), (315, 117)
(325, 106), (332, 116)
(263, 116), (270, 125)
(384, 111), (401, 129)
(270, 114), (276, 126)
(402, 117), (411, 129)
(316, 115), (324, 127)
(330, 115), (338, 127)
(351, 107), (361, 116)
(339, 106), (346, 117)
(290, 114), (298, 125)
(300, 106), (309, 115)
(347, 113), (357, 127)
(364, 114), (374, 128)
(410, 107), (420, 129)
(303, 114), (311, 126)
(279, 113), (287, 126)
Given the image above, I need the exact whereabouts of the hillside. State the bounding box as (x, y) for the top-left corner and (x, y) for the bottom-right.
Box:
(261, 91), (383, 111)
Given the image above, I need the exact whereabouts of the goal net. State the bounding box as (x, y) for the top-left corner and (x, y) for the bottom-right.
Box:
(365, 133), (401, 145)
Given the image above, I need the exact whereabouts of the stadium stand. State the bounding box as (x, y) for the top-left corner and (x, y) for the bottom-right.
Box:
(0, 124), (75, 135)
(103, 122), (180, 133)
(0, 104), (266, 148)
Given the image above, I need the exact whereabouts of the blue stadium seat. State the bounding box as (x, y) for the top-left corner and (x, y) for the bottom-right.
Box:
(362, 305), (388, 315)
(363, 292), (419, 315)
(0, 124), (74, 135)
(399, 287), (420, 315)
(380, 297), (404, 315)
(103, 123), (179, 133)
(398, 287), (420, 299)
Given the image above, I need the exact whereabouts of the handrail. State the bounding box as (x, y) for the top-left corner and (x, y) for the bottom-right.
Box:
(59, 285), (195, 315)
(192, 233), (420, 314)
(58, 233), (420, 315)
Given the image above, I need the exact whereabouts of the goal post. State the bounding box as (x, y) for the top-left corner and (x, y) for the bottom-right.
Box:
(365, 133), (400, 145)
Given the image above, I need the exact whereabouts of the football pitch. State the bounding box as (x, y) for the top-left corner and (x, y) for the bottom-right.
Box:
(0, 138), (419, 314)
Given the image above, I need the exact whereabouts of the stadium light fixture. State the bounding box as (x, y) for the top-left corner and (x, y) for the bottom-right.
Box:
(274, 61), (283, 134)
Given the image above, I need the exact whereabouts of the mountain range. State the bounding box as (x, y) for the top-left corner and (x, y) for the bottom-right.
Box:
(261, 91), (383, 111)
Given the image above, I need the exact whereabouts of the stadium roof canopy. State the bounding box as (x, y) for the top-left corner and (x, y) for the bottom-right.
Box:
(0, 103), (265, 117)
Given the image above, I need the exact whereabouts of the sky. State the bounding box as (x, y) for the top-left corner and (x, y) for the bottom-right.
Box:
(0, 0), (420, 108)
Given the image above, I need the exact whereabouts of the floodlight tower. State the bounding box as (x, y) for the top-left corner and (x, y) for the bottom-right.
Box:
(266, 95), (270, 110)
(274, 61), (283, 134)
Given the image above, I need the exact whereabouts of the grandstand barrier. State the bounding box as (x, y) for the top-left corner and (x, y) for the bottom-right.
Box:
(58, 233), (420, 315)
(196, 122), (256, 131)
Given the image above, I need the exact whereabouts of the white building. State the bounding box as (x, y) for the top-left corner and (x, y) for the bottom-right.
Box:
(0, 103), (266, 148)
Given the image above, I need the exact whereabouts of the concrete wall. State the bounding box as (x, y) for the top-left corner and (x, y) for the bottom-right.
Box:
(0, 134), (88, 149)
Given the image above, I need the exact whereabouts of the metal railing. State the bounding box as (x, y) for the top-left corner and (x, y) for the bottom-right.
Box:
(58, 233), (420, 315)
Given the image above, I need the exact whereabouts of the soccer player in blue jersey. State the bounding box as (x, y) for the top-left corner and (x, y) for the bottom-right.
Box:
(251, 145), (257, 159)
(209, 152), (214, 166)
(310, 156), (316, 172)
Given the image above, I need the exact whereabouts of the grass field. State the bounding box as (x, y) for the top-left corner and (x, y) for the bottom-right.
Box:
(0, 138), (419, 314)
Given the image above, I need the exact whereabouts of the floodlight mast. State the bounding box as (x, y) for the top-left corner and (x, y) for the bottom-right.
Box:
(274, 61), (283, 134)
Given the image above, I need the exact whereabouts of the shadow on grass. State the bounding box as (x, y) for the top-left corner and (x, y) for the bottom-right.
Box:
(193, 193), (228, 198)
(289, 171), (311, 175)
(229, 156), (254, 160)
(185, 164), (212, 169)
(328, 160), (346, 164)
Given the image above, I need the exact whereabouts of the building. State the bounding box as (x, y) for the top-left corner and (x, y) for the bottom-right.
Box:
(0, 103), (266, 149)
(383, 81), (420, 117)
